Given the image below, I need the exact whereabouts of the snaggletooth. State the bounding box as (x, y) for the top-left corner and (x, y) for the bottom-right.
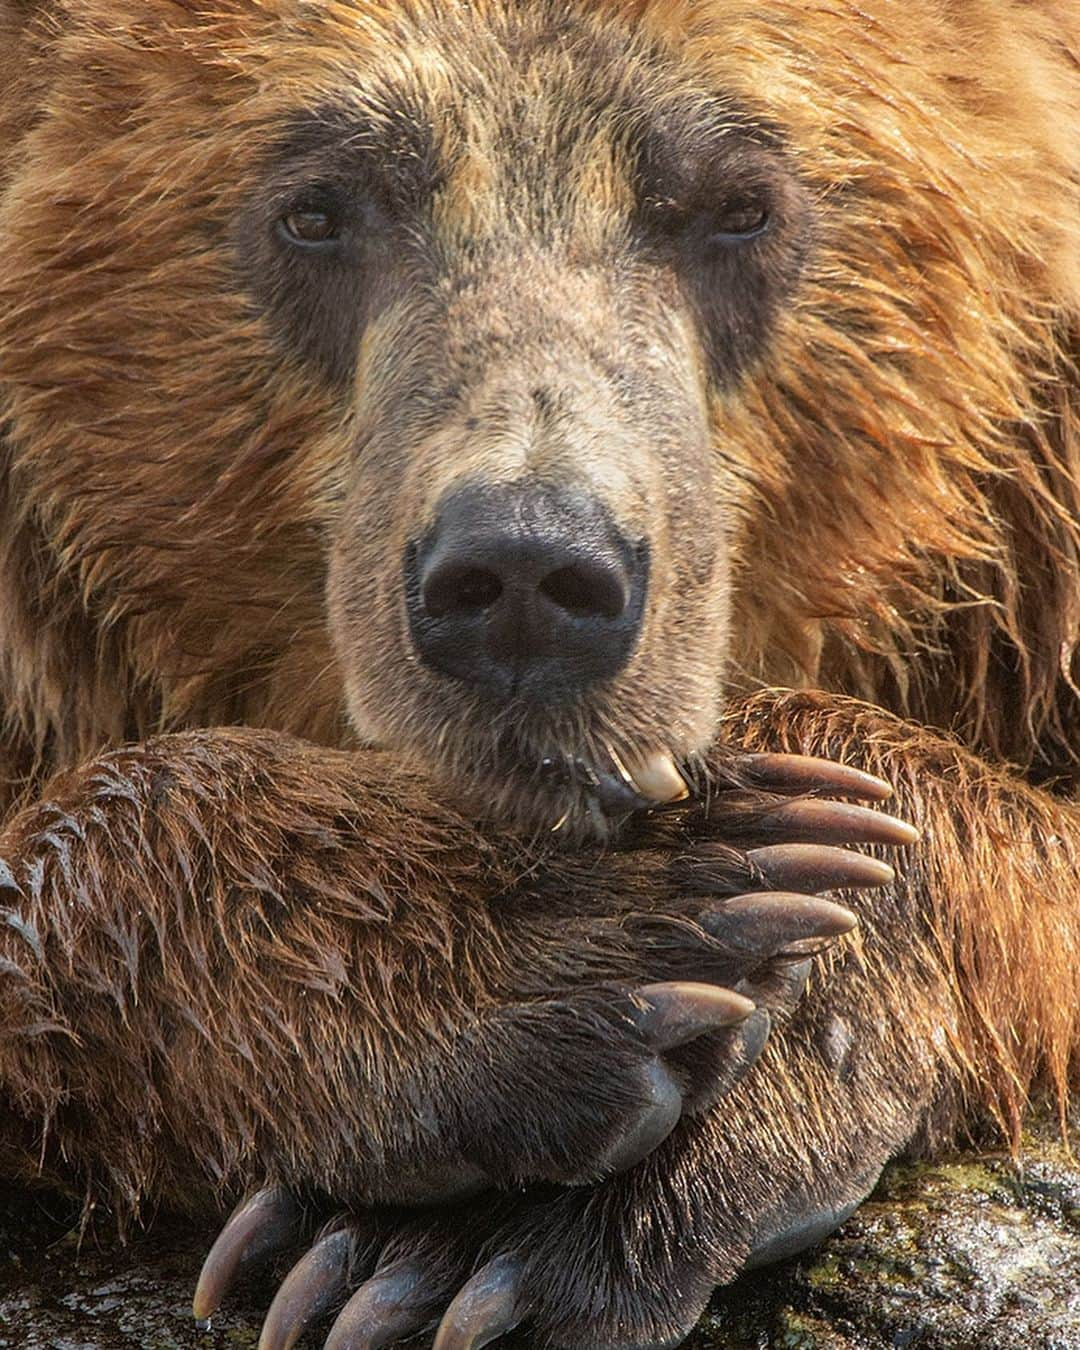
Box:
(625, 750), (690, 803)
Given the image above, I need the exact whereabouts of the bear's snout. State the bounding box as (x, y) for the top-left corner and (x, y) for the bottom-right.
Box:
(404, 481), (648, 703)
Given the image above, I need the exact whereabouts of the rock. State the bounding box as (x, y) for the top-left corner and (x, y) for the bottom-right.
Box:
(2, 1127), (1077, 1349)
(696, 1121), (1080, 1350)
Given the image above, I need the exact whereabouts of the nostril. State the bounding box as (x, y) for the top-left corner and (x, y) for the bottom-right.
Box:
(423, 564), (504, 617)
(539, 564), (628, 620)
(406, 483), (648, 699)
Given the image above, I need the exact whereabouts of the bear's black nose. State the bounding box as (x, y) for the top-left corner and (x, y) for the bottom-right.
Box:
(405, 482), (648, 702)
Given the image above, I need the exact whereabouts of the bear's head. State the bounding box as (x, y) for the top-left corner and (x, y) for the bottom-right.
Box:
(2, 0), (1075, 831)
(271, 4), (814, 829)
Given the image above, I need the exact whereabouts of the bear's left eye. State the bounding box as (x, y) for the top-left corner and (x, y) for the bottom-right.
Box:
(279, 208), (340, 247)
(709, 197), (771, 243)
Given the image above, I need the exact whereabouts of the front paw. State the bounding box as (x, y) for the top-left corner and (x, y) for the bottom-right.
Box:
(192, 749), (914, 1344)
(421, 854), (882, 1195)
(196, 1183), (722, 1350)
(383, 766), (905, 1204)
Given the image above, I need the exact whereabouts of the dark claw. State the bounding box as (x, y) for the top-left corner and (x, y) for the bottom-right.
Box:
(748, 842), (895, 893)
(733, 752), (893, 801)
(752, 798), (918, 847)
(687, 1006), (773, 1111)
(741, 957), (815, 1010)
(633, 981), (755, 1050)
(193, 1186), (303, 1321)
(731, 1004), (772, 1074)
(432, 1255), (526, 1350)
(259, 1228), (354, 1350)
(603, 984), (757, 1169)
(323, 1259), (435, 1350)
(596, 1056), (684, 1175)
(703, 892), (858, 953)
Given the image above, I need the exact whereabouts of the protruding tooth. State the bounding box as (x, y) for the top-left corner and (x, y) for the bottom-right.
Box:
(625, 750), (690, 804)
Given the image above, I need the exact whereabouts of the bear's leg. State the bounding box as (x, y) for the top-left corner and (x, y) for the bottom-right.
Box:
(240, 693), (1077, 1350)
(0, 723), (903, 1238)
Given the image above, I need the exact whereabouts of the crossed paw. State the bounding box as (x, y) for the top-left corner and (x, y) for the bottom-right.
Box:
(193, 750), (914, 1348)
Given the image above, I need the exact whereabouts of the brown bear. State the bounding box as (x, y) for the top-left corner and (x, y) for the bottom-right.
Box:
(0, 1), (1078, 1347)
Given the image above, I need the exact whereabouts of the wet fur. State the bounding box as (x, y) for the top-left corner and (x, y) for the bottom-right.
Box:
(0, 1), (1078, 1346)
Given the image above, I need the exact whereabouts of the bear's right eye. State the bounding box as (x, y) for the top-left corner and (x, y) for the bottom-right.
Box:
(278, 208), (340, 247)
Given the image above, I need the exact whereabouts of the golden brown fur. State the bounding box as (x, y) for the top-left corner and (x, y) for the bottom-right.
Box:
(0, 1), (1077, 1346)
(1, 2), (1075, 786)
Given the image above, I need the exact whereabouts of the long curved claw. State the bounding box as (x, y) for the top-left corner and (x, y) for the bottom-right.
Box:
(734, 752), (893, 801)
(686, 1005), (773, 1112)
(752, 798), (918, 847)
(726, 1004), (772, 1076)
(633, 981), (755, 1050)
(590, 983), (756, 1174)
(432, 1256), (526, 1350)
(323, 1259), (435, 1349)
(704, 891), (857, 953)
(193, 1186), (303, 1322)
(748, 842), (894, 892)
(259, 1228), (354, 1350)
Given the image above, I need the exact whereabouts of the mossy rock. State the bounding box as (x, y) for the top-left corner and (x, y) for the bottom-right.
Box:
(693, 1124), (1079, 1350)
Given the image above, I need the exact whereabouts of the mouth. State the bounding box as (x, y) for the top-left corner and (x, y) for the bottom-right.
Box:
(445, 730), (693, 841)
(544, 742), (689, 816)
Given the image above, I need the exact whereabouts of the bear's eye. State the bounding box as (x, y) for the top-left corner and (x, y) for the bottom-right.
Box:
(710, 198), (770, 243)
(279, 208), (340, 246)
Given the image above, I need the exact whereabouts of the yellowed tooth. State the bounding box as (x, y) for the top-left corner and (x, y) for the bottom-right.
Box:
(625, 750), (690, 803)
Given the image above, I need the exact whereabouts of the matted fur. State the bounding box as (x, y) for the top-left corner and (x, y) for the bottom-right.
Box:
(0, 2), (1077, 1344)
(0, 1), (1076, 778)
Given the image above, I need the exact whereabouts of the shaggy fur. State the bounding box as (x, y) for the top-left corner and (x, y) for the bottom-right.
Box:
(0, 2), (1077, 1346)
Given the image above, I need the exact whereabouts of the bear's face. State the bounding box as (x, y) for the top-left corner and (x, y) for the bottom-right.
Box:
(1, 1), (812, 831)
(241, 5), (811, 830)
(6, 1), (1048, 829)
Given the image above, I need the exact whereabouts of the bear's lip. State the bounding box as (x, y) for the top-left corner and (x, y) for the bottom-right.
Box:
(520, 743), (690, 832)
(393, 712), (694, 835)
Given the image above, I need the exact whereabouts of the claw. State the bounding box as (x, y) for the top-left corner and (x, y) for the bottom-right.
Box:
(594, 1055), (685, 1174)
(734, 752), (893, 801)
(753, 798), (918, 847)
(432, 1256), (526, 1350)
(741, 956), (815, 1010)
(259, 1228), (354, 1350)
(748, 843), (894, 892)
(732, 1004), (772, 1073)
(324, 1259), (434, 1349)
(633, 981), (755, 1050)
(693, 1004), (773, 1109)
(193, 1186), (303, 1321)
(704, 892), (857, 953)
